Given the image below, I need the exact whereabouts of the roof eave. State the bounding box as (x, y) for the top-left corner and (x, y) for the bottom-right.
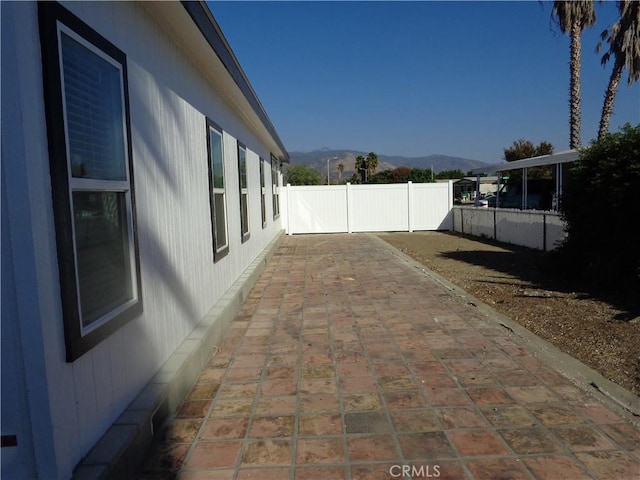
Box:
(180, 1), (289, 163)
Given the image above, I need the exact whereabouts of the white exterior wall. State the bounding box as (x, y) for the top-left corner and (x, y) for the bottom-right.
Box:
(1, 2), (284, 478)
(3, 3), (66, 476)
(1, 161), (40, 479)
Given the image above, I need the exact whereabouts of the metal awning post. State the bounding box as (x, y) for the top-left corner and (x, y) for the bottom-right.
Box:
(555, 163), (563, 211)
(522, 167), (527, 210)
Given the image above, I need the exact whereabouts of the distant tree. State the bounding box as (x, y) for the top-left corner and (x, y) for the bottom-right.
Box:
(388, 166), (411, 183)
(346, 173), (359, 184)
(337, 163), (344, 183)
(365, 152), (379, 178)
(435, 169), (465, 180)
(285, 164), (321, 185)
(354, 155), (367, 183)
(597, 1), (640, 140)
(367, 170), (391, 184)
(552, 1), (597, 148)
(503, 139), (554, 162)
(408, 168), (434, 183)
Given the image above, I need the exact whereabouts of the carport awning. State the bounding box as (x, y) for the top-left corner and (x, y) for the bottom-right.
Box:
(471, 149), (579, 175)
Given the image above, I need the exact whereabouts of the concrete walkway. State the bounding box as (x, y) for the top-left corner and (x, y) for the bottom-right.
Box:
(139, 234), (640, 479)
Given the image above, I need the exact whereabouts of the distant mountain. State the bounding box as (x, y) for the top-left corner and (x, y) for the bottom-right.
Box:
(288, 149), (488, 180)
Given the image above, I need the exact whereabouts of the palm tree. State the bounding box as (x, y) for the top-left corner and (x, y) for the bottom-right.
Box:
(355, 155), (367, 183)
(365, 152), (379, 178)
(552, 1), (597, 149)
(337, 163), (344, 183)
(597, 1), (640, 140)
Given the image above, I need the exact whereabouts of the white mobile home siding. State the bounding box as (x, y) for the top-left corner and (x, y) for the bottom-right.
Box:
(1, 2), (286, 478)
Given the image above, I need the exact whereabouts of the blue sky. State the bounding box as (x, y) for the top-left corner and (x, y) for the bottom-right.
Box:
(209, 1), (639, 164)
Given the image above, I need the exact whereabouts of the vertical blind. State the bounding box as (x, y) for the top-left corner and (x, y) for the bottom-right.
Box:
(62, 32), (126, 181)
(61, 31), (133, 328)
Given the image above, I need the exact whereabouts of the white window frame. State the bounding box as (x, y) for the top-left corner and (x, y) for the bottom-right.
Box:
(260, 157), (267, 228)
(206, 119), (229, 261)
(238, 142), (250, 242)
(58, 24), (139, 335)
(271, 155), (280, 220)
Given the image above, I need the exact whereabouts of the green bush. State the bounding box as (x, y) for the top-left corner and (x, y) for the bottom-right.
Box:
(366, 167), (435, 184)
(557, 123), (640, 291)
(284, 164), (322, 185)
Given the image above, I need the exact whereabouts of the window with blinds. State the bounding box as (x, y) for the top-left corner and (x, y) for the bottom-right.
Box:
(59, 27), (138, 332)
(61, 32), (127, 181)
(39, 1), (142, 361)
(260, 157), (267, 228)
(271, 155), (280, 220)
(206, 119), (229, 261)
(238, 142), (250, 242)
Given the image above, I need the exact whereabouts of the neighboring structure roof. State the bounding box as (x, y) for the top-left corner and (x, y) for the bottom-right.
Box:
(471, 150), (579, 175)
(469, 176), (498, 183)
(180, 1), (290, 162)
(454, 176), (499, 184)
(453, 178), (474, 185)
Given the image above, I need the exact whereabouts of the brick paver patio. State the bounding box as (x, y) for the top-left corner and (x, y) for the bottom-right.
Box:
(139, 234), (640, 479)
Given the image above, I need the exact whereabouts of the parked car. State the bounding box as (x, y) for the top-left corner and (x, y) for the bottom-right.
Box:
(487, 195), (499, 207)
(477, 197), (490, 207)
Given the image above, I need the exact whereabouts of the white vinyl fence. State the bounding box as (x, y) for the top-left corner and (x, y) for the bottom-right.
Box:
(281, 182), (454, 234)
(278, 183), (566, 251)
(452, 206), (566, 251)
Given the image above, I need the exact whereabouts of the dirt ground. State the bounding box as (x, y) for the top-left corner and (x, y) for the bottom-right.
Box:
(378, 231), (640, 396)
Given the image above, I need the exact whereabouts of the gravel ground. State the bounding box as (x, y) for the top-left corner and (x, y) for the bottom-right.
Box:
(378, 231), (640, 396)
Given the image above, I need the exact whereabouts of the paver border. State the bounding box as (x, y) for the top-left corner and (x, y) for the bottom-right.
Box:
(369, 233), (640, 427)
